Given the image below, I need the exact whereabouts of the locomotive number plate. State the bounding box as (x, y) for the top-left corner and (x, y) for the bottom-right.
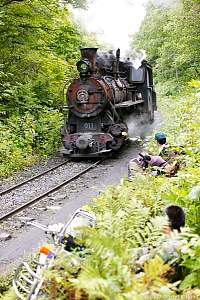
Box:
(84, 122), (96, 130)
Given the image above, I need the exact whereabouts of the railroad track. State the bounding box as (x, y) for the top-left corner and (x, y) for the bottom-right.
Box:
(0, 160), (70, 197)
(0, 160), (102, 222)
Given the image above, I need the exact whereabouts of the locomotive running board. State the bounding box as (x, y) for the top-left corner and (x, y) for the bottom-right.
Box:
(115, 99), (144, 108)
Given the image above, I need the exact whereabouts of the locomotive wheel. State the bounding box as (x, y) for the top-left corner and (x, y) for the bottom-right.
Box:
(109, 124), (122, 137)
(108, 136), (125, 151)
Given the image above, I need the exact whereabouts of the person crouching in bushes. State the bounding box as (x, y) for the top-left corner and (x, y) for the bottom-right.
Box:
(155, 132), (169, 158)
(163, 205), (185, 235)
(128, 131), (181, 179)
(155, 131), (185, 162)
(136, 205), (186, 267)
(140, 153), (179, 176)
(128, 153), (179, 179)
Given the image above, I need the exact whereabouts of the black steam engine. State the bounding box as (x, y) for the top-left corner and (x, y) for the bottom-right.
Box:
(61, 48), (156, 157)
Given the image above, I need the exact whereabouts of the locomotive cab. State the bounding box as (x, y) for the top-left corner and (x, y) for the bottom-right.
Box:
(122, 60), (157, 119)
(128, 65), (144, 83)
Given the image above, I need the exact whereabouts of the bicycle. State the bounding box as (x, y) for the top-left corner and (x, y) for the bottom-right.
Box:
(13, 208), (96, 300)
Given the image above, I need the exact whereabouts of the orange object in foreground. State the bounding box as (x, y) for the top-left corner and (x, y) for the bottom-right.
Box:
(39, 245), (52, 255)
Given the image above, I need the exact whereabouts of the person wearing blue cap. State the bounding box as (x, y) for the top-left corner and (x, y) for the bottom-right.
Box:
(155, 132), (166, 145)
(154, 132), (169, 159)
(128, 132), (179, 179)
(155, 132), (183, 162)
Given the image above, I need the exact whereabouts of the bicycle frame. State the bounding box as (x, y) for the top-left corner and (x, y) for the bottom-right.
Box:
(13, 208), (96, 300)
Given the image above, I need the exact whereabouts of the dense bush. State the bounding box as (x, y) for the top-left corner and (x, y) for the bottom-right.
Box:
(39, 83), (200, 299)
(0, 0), (99, 178)
(0, 274), (13, 299)
(0, 109), (62, 178)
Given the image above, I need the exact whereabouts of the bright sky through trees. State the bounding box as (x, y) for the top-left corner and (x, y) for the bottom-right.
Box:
(72, 0), (147, 55)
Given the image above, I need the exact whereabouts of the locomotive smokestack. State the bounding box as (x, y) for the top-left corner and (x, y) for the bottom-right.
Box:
(80, 48), (98, 73)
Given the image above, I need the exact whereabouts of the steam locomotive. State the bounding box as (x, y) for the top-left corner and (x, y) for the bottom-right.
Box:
(61, 48), (156, 158)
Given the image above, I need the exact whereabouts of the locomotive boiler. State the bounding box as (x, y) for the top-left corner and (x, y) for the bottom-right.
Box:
(61, 48), (156, 158)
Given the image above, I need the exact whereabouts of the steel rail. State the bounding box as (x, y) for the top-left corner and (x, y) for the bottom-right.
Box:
(0, 160), (71, 197)
(0, 160), (101, 222)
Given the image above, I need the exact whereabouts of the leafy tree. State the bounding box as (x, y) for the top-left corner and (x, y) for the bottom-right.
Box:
(1, 0), (89, 8)
(0, 0), (83, 118)
(131, 0), (200, 91)
(0, 0), (98, 176)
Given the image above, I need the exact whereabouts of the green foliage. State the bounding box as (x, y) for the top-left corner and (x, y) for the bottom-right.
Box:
(42, 85), (200, 298)
(131, 0), (200, 92)
(0, 0), (100, 177)
(42, 183), (174, 298)
(153, 89), (200, 233)
(0, 0), (82, 117)
(0, 109), (62, 178)
(34, 109), (63, 155)
(0, 290), (16, 300)
(0, 274), (13, 298)
(178, 231), (200, 290)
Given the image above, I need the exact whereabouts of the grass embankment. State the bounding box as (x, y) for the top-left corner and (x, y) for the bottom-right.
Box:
(41, 87), (200, 299)
(0, 109), (62, 178)
(1, 86), (200, 299)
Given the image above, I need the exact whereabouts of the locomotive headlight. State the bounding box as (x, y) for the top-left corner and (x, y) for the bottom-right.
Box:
(77, 59), (90, 74)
